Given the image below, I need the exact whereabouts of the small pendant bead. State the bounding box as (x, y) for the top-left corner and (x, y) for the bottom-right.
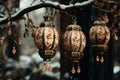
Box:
(71, 66), (75, 74)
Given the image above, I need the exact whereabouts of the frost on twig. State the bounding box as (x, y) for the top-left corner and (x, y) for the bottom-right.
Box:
(0, 0), (93, 24)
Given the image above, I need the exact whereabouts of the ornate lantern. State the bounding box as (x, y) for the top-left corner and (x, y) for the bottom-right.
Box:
(63, 19), (86, 73)
(34, 16), (59, 71)
(89, 20), (110, 63)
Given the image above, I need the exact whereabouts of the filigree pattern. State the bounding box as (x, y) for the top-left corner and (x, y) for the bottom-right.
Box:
(63, 24), (86, 53)
(89, 20), (110, 45)
(34, 27), (59, 50)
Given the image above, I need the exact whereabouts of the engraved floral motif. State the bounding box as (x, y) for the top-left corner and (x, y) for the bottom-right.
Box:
(34, 27), (59, 50)
(89, 20), (110, 45)
(63, 25), (86, 53)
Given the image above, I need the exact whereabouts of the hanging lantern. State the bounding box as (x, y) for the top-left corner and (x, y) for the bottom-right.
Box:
(89, 20), (110, 63)
(34, 16), (59, 61)
(63, 18), (86, 73)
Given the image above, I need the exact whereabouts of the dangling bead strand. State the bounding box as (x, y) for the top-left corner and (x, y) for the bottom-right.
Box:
(71, 63), (75, 74)
(45, 64), (49, 71)
(100, 56), (104, 63)
(96, 55), (99, 62)
(77, 63), (81, 73)
(12, 46), (16, 54)
(48, 65), (53, 71)
(41, 64), (46, 71)
(100, 52), (104, 63)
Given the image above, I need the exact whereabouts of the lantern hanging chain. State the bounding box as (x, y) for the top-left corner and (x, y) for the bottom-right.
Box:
(21, 0), (35, 29)
(52, 0), (60, 23)
(45, 7), (50, 16)
(22, 0), (36, 32)
(50, 7), (53, 20)
(68, 0), (78, 20)
(56, 2), (79, 26)
(23, 0), (36, 30)
(51, 8), (58, 26)
(71, 0), (76, 17)
(29, 0), (36, 29)
(51, 0), (60, 25)
(59, 0), (78, 22)
(24, 13), (34, 37)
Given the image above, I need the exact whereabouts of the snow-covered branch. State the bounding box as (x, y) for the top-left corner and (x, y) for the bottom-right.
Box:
(0, 0), (93, 24)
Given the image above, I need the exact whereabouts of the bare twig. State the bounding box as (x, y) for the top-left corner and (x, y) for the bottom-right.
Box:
(0, 0), (93, 24)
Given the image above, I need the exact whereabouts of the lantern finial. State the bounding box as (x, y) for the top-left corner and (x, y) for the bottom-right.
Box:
(44, 16), (51, 21)
(71, 16), (77, 25)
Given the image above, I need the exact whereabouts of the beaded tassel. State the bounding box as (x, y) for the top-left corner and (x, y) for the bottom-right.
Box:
(48, 66), (52, 71)
(71, 63), (75, 74)
(41, 64), (46, 71)
(77, 66), (81, 73)
(12, 46), (16, 54)
(96, 55), (99, 62)
(71, 66), (75, 74)
(100, 52), (104, 63)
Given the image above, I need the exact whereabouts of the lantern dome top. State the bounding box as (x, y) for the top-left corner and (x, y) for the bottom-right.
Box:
(93, 20), (106, 26)
(66, 24), (82, 31)
(40, 16), (53, 27)
(89, 20), (110, 45)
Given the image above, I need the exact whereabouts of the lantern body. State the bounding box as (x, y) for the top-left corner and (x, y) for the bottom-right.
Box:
(34, 26), (59, 61)
(89, 20), (110, 63)
(89, 20), (110, 45)
(63, 24), (86, 62)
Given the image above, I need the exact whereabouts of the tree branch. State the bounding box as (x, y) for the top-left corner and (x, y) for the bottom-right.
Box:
(0, 0), (93, 24)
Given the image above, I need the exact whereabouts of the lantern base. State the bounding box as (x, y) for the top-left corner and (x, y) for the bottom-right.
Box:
(92, 44), (108, 52)
(38, 50), (56, 61)
(65, 52), (83, 62)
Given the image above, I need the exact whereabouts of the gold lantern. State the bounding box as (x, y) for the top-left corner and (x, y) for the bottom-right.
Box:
(89, 20), (110, 63)
(34, 16), (59, 71)
(63, 18), (86, 73)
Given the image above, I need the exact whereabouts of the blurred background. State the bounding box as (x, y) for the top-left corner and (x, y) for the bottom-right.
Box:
(0, 0), (120, 80)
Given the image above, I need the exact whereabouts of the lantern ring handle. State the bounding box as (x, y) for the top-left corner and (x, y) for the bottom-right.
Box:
(72, 16), (77, 21)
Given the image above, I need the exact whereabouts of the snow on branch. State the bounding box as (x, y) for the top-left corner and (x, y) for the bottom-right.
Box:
(0, 0), (93, 24)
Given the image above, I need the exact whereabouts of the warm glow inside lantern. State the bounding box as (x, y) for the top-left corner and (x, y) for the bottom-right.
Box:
(89, 20), (110, 63)
(63, 19), (86, 73)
